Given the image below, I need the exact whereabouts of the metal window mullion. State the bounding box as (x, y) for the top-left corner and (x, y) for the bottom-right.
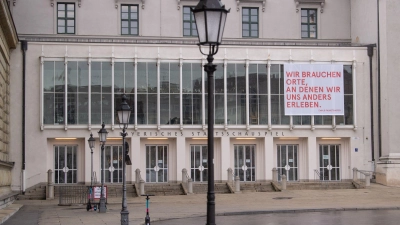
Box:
(245, 61), (249, 127)
(352, 63), (357, 127)
(64, 60), (68, 129)
(88, 59), (91, 129)
(157, 59), (160, 127)
(111, 60), (115, 128)
(267, 62), (271, 128)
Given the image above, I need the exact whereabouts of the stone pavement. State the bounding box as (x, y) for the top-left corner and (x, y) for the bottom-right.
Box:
(1, 183), (400, 225)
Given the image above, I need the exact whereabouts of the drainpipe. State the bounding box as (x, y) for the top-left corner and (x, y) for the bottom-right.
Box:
(367, 45), (375, 162)
(377, 0), (382, 158)
(21, 40), (27, 194)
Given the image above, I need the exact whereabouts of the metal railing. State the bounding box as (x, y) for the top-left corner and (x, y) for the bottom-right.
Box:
(58, 186), (89, 206)
(314, 169), (321, 181)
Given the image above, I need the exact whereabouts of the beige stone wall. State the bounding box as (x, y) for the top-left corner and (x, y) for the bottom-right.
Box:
(0, 0), (18, 196)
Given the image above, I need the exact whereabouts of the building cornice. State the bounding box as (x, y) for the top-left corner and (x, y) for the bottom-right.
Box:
(16, 34), (363, 47)
(0, 1), (18, 48)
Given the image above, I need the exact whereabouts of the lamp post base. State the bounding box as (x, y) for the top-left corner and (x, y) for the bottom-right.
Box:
(121, 209), (129, 225)
(98, 197), (107, 213)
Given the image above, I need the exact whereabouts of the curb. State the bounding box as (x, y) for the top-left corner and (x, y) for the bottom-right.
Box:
(145, 206), (400, 225)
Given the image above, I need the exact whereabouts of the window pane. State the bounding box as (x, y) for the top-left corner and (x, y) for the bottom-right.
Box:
(58, 11), (65, 18)
(122, 13), (128, 19)
(251, 15), (257, 22)
(67, 20), (74, 26)
(122, 21), (129, 28)
(242, 15), (249, 22)
(67, 11), (74, 18)
(67, 4), (74, 10)
(122, 28), (129, 34)
(58, 4), (65, 10)
(131, 13), (137, 20)
(122, 6), (129, 12)
(67, 27), (74, 33)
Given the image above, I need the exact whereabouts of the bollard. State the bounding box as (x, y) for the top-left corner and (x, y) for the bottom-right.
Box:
(47, 169), (54, 200)
(188, 178), (193, 194)
(353, 168), (358, 182)
(136, 168), (141, 184)
(235, 176), (240, 193)
(272, 168), (278, 182)
(140, 179), (145, 195)
(182, 168), (188, 184)
(281, 174), (287, 191)
(365, 173), (371, 186)
(227, 168), (233, 183)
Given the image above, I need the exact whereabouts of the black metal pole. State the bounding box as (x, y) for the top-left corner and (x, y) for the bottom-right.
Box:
(121, 128), (129, 225)
(205, 54), (216, 225)
(87, 148), (93, 211)
(99, 144), (107, 213)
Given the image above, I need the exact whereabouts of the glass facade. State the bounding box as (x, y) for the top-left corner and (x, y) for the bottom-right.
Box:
(42, 61), (354, 128)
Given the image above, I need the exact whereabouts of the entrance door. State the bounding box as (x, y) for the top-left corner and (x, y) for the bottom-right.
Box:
(190, 145), (208, 182)
(101, 145), (123, 183)
(277, 145), (298, 181)
(146, 145), (168, 182)
(54, 145), (77, 184)
(234, 145), (255, 182)
(319, 145), (340, 181)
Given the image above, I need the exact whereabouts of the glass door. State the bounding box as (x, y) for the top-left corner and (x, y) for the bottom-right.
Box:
(146, 145), (168, 182)
(190, 145), (208, 182)
(101, 145), (123, 183)
(54, 145), (77, 184)
(277, 145), (298, 181)
(234, 145), (255, 182)
(319, 144), (340, 181)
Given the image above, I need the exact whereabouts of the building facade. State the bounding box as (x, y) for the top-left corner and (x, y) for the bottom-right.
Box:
(8, 0), (398, 191)
(0, 0), (18, 198)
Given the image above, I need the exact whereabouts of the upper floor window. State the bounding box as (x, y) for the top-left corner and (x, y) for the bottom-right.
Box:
(242, 7), (258, 38)
(301, 9), (317, 39)
(183, 6), (197, 37)
(57, 3), (75, 34)
(121, 5), (138, 35)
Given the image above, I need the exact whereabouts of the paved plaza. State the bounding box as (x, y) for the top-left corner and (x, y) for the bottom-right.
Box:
(1, 183), (400, 225)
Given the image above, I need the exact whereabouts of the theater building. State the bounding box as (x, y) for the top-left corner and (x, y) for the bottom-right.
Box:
(8, 0), (398, 191)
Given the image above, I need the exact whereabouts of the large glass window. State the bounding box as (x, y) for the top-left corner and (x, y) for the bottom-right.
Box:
(249, 64), (268, 125)
(271, 64), (289, 125)
(137, 62), (157, 124)
(182, 63), (202, 125)
(121, 5), (138, 35)
(160, 62), (180, 125)
(67, 61), (88, 124)
(57, 3), (75, 34)
(43, 61), (65, 125)
(301, 9), (317, 39)
(205, 63), (225, 125)
(183, 6), (197, 37)
(91, 62), (112, 125)
(114, 62), (135, 124)
(225, 64), (246, 125)
(242, 7), (258, 38)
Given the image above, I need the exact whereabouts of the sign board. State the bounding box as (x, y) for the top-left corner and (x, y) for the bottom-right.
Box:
(284, 64), (344, 115)
(93, 186), (107, 199)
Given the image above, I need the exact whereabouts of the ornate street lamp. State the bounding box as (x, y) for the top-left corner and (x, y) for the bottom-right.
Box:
(87, 133), (95, 211)
(192, 1), (229, 225)
(98, 122), (108, 213)
(117, 94), (132, 225)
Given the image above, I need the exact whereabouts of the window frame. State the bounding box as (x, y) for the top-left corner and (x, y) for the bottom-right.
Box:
(182, 6), (197, 37)
(57, 2), (75, 34)
(301, 8), (318, 39)
(121, 4), (139, 36)
(242, 7), (259, 38)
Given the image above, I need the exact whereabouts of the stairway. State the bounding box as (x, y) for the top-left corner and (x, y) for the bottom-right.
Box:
(240, 182), (276, 193)
(192, 183), (232, 194)
(286, 181), (355, 190)
(17, 183), (46, 200)
(144, 183), (185, 196)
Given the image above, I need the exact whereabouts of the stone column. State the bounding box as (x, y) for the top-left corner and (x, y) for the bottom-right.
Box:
(47, 169), (54, 200)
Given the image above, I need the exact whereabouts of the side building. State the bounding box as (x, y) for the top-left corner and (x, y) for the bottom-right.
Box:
(0, 0), (18, 202)
(9, 0), (394, 193)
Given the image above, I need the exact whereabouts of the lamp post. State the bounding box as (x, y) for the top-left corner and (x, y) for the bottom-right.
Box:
(87, 133), (95, 211)
(192, 1), (229, 225)
(98, 122), (108, 213)
(117, 94), (132, 225)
